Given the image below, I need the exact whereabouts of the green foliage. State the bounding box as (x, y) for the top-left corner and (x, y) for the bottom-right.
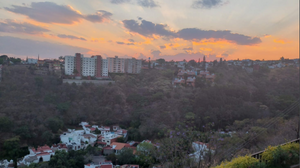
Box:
(185, 112), (195, 120)
(217, 143), (300, 168)
(136, 152), (155, 167)
(195, 77), (206, 88)
(9, 57), (22, 64)
(156, 59), (165, 65)
(45, 117), (64, 133)
(116, 148), (135, 165)
(128, 128), (142, 141)
(259, 66), (270, 73)
(94, 128), (101, 134)
(116, 137), (125, 143)
(2, 137), (21, 168)
(188, 59), (198, 67)
(35, 77), (44, 87)
(161, 69), (174, 79)
(41, 131), (54, 146)
(137, 141), (154, 153)
(261, 143), (299, 167)
(0, 117), (13, 132)
(49, 150), (85, 168)
(56, 102), (70, 113)
(44, 94), (57, 104)
(151, 92), (164, 101)
(215, 155), (260, 168)
(106, 154), (117, 165)
(14, 126), (32, 139)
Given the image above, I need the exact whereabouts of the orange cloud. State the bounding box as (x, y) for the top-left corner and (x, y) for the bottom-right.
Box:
(273, 39), (286, 44)
(199, 48), (213, 51)
(192, 39), (233, 46)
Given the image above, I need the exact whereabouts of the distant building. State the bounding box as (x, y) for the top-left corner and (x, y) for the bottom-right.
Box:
(125, 58), (142, 74)
(108, 56), (142, 74)
(108, 56), (126, 73)
(27, 58), (38, 64)
(64, 53), (108, 78)
(64, 54), (142, 78)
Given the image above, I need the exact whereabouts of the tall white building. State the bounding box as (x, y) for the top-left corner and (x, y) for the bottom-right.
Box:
(64, 54), (142, 78)
(108, 56), (142, 74)
(107, 56), (126, 73)
(126, 58), (142, 74)
(64, 53), (108, 78)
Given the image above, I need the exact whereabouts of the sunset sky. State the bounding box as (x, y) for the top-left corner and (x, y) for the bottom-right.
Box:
(0, 0), (298, 61)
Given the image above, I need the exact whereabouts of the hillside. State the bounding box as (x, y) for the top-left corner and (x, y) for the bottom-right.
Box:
(0, 65), (299, 165)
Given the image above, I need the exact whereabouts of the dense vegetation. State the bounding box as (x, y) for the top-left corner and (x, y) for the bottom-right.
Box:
(215, 142), (299, 168)
(0, 64), (299, 167)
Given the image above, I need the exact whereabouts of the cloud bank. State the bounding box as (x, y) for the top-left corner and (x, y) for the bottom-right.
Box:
(5, 2), (112, 24)
(123, 19), (262, 45)
(57, 34), (87, 41)
(0, 20), (49, 34)
(192, 0), (225, 9)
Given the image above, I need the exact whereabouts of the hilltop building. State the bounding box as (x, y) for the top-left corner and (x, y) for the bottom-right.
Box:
(65, 53), (108, 78)
(107, 56), (142, 74)
(64, 54), (142, 78)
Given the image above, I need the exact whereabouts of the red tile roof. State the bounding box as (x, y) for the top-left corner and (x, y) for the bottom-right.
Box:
(101, 165), (113, 168)
(36, 152), (51, 156)
(31, 145), (52, 153)
(111, 142), (130, 150)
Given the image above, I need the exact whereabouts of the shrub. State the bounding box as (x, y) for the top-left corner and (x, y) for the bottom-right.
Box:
(215, 155), (260, 168)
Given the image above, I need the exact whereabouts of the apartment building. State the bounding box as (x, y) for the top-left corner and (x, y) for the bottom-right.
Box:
(64, 53), (108, 78)
(65, 54), (142, 78)
(126, 58), (142, 74)
(108, 56), (142, 74)
(107, 56), (126, 73)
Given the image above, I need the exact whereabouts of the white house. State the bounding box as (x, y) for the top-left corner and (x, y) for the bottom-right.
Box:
(101, 133), (120, 146)
(27, 58), (38, 64)
(189, 141), (215, 162)
(60, 130), (84, 150)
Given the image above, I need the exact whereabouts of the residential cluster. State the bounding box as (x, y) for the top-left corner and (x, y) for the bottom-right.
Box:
(65, 54), (142, 79)
(0, 120), (216, 168)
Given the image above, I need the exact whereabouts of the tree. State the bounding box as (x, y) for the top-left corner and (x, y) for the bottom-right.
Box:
(35, 77), (43, 87)
(213, 60), (218, 67)
(188, 60), (198, 67)
(45, 118), (64, 133)
(183, 73), (188, 85)
(73, 69), (79, 75)
(195, 77), (206, 88)
(219, 58), (223, 66)
(137, 142), (154, 153)
(156, 59), (165, 66)
(3, 137), (21, 168)
(14, 126), (32, 140)
(106, 154), (117, 164)
(49, 150), (85, 168)
(0, 117), (13, 132)
(117, 148), (135, 165)
(116, 137), (125, 143)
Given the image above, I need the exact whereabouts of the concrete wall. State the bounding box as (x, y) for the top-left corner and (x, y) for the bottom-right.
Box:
(63, 79), (115, 85)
